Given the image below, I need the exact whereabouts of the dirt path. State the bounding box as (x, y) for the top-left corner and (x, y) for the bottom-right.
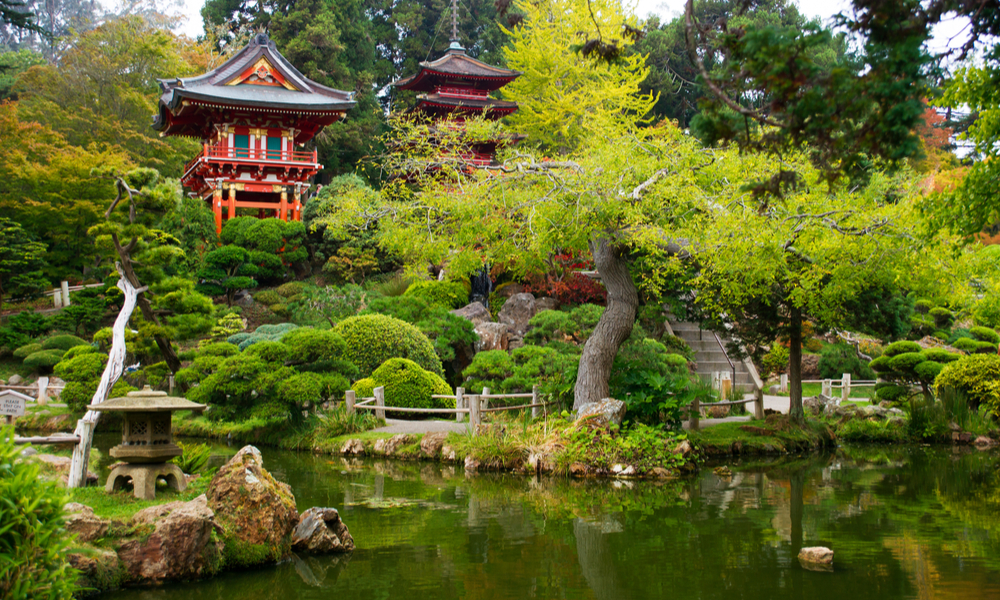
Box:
(371, 418), (472, 435)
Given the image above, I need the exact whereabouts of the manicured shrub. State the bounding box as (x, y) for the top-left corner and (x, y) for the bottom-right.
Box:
(936, 354), (1000, 417)
(0, 428), (78, 599)
(818, 343), (876, 380)
(352, 358), (452, 410)
(13, 342), (42, 359)
(23, 349), (65, 373)
(969, 326), (1000, 344)
(61, 379), (135, 413)
(875, 384), (911, 403)
(922, 348), (961, 363)
(928, 306), (954, 329)
(253, 290), (282, 306)
(54, 352), (105, 382)
(869, 355), (892, 372)
(280, 328), (358, 379)
(403, 280), (469, 309)
(524, 310), (577, 345)
(243, 340), (291, 364)
(462, 350), (516, 393)
(889, 352), (927, 372)
(914, 299), (934, 314)
(953, 337), (997, 354)
(0, 327), (30, 355)
(235, 322), (300, 350)
(227, 332), (251, 346)
(6, 311), (52, 337)
(884, 340), (922, 357)
(276, 281), (306, 298)
(913, 360), (944, 381)
(334, 314), (443, 378)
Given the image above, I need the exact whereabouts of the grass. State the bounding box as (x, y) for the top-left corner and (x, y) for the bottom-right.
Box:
(68, 476), (211, 522)
(688, 415), (836, 456)
(773, 381), (875, 400)
(0, 356), (32, 381)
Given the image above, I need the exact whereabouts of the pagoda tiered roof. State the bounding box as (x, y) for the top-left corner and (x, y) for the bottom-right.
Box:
(395, 44), (521, 92)
(153, 33), (356, 143)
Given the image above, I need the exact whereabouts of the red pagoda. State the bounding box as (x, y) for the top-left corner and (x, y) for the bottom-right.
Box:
(153, 33), (356, 234)
(393, 2), (522, 166)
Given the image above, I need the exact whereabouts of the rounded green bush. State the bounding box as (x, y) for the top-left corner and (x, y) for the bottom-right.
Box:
(276, 281), (306, 298)
(61, 344), (98, 360)
(868, 355), (893, 373)
(953, 337), (981, 353)
(969, 326), (1000, 344)
(922, 348), (960, 363)
(23, 349), (66, 373)
(334, 314), (443, 378)
(243, 340), (291, 364)
(936, 354), (1000, 416)
(884, 340), (922, 357)
(352, 358), (451, 410)
(54, 352), (105, 382)
(40, 335), (89, 352)
(913, 360), (944, 381)
(253, 290), (282, 306)
(914, 299), (934, 314)
(875, 384), (911, 403)
(928, 306), (954, 327)
(227, 332), (251, 346)
(462, 350), (516, 393)
(889, 352), (927, 372)
(403, 280), (469, 309)
(13, 343), (42, 359)
(974, 340), (999, 353)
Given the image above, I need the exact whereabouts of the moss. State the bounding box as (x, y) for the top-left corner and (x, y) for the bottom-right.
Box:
(219, 530), (285, 569)
(688, 417), (835, 456)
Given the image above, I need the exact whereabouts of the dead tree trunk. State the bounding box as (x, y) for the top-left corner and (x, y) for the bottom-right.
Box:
(573, 236), (638, 409)
(788, 305), (805, 424)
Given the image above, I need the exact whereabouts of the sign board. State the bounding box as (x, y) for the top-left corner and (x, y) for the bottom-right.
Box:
(0, 389), (30, 417)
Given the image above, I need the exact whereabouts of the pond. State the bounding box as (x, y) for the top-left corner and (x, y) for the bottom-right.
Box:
(98, 442), (1000, 600)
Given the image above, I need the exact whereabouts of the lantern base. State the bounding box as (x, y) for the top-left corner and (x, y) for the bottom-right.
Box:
(110, 443), (183, 463)
(105, 462), (187, 501)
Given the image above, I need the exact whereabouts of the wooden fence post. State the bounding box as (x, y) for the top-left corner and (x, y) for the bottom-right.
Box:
(841, 373), (851, 404)
(469, 394), (481, 432)
(61, 281), (70, 307)
(36, 376), (49, 407)
(531, 385), (541, 419)
(482, 387), (490, 412)
(754, 387), (765, 420)
(345, 390), (355, 416)
(456, 387), (465, 423)
(821, 379), (832, 398)
(167, 373), (175, 396)
(374, 386), (385, 420)
(780, 374), (788, 393)
(688, 397), (700, 431)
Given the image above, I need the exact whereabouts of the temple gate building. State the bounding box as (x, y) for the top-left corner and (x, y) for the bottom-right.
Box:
(153, 33), (355, 234)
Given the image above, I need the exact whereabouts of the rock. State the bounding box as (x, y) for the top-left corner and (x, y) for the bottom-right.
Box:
(859, 405), (877, 417)
(974, 435), (997, 448)
(33, 453), (97, 484)
(441, 444), (457, 462)
(651, 467), (673, 479)
(887, 408), (905, 417)
(373, 434), (412, 456)
(8, 374), (23, 385)
(498, 293), (537, 338)
(948, 421), (962, 432)
(291, 507), (354, 554)
(797, 546), (834, 570)
(20, 446), (38, 458)
(49, 376), (65, 387)
(953, 431), (974, 445)
(340, 439), (365, 455)
(207, 446), (299, 561)
(473, 322), (509, 353)
(713, 466), (732, 477)
(672, 440), (694, 459)
(420, 432), (448, 458)
(464, 456), (480, 472)
(611, 464), (635, 476)
(496, 283), (524, 298)
(118, 495), (224, 583)
(797, 355), (821, 379)
(535, 297), (559, 312)
(768, 384), (781, 394)
(64, 503), (110, 543)
(451, 302), (492, 326)
(527, 452), (555, 474)
(569, 462), (587, 477)
(576, 398), (627, 428)
(874, 406), (889, 418)
(68, 547), (120, 590)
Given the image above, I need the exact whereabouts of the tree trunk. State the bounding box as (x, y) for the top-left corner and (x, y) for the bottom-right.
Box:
(573, 236), (638, 409)
(788, 305), (805, 424)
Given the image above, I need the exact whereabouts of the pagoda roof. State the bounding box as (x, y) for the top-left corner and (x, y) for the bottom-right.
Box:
(395, 44), (521, 92)
(417, 94), (519, 115)
(153, 33), (356, 139)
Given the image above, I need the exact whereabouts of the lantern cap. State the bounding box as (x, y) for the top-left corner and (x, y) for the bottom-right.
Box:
(89, 386), (207, 413)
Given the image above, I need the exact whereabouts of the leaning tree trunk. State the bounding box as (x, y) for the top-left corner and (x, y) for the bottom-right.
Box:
(573, 236), (638, 409)
(787, 305), (805, 424)
(67, 264), (142, 488)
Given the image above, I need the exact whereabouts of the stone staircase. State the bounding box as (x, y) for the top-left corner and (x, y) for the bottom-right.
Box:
(669, 320), (759, 393)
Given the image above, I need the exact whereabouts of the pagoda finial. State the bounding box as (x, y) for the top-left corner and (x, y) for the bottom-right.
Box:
(447, 0), (465, 52)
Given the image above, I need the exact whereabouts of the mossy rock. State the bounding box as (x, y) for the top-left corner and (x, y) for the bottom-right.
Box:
(334, 314), (443, 378)
(352, 358), (452, 410)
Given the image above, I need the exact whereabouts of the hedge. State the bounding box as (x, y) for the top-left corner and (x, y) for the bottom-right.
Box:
(352, 358), (452, 411)
(333, 314), (443, 378)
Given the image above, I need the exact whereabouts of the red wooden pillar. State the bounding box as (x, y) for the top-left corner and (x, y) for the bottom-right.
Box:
(279, 189), (288, 221)
(212, 189), (223, 235)
(291, 189), (302, 222)
(228, 184), (237, 221)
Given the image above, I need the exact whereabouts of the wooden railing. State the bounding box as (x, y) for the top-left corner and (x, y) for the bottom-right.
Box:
(344, 385), (557, 435)
(184, 144), (318, 174)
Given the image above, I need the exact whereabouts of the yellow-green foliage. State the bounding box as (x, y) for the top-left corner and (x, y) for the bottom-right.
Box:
(333, 314), (443, 378)
(936, 354), (1000, 417)
(352, 358), (452, 410)
(403, 280), (468, 309)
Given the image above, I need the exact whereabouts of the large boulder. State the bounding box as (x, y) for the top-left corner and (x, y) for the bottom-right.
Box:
(451, 302), (492, 326)
(576, 399), (627, 428)
(291, 508), (354, 554)
(473, 322), (509, 352)
(420, 432), (449, 458)
(117, 495), (224, 583)
(8, 374), (23, 385)
(207, 445), (299, 564)
(798, 546), (834, 572)
(372, 434), (412, 456)
(498, 293), (537, 338)
(63, 503), (110, 543)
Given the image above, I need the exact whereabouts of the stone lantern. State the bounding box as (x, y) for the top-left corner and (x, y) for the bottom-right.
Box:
(89, 386), (206, 500)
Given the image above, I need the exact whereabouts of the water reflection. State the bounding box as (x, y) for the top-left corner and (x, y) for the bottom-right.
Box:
(100, 445), (1000, 600)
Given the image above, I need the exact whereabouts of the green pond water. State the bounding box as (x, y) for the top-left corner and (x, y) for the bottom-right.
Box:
(97, 441), (1000, 600)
